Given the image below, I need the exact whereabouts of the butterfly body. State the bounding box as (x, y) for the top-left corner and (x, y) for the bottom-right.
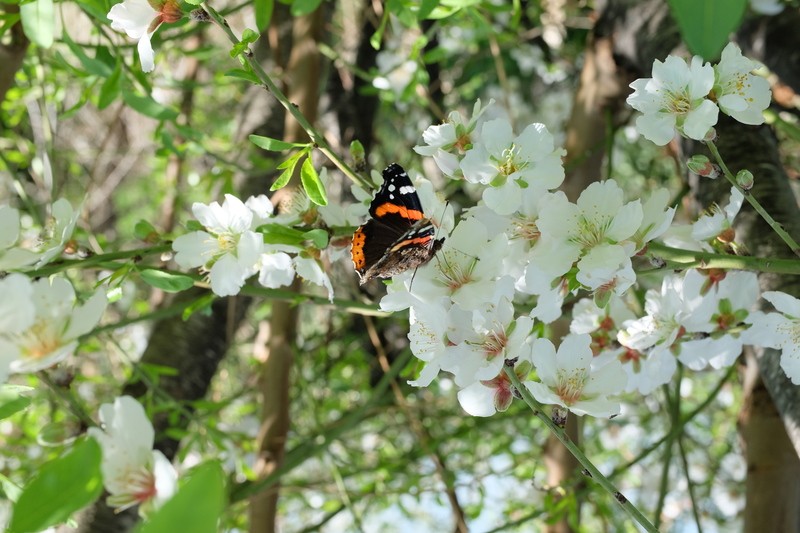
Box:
(351, 164), (444, 284)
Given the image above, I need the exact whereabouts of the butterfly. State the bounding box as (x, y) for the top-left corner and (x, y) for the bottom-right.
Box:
(351, 163), (444, 284)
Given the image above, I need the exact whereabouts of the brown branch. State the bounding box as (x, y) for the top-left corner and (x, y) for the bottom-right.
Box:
(249, 6), (324, 533)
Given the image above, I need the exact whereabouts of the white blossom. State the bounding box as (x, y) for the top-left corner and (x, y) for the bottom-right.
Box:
(713, 43), (771, 125)
(627, 55), (718, 145)
(744, 291), (800, 384)
(173, 194), (267, 297)
(4, 277), (106, 374)
(526, 334), (626, 417)
(88, 396), (177, 515)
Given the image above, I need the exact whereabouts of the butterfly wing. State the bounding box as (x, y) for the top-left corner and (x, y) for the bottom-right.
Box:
(368, 163), (426, 230)
(352, 163), (443, 283)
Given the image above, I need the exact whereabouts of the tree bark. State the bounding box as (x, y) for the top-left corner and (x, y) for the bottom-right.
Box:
(0, 3), (28, 105)
(76, 292), (251, 533)
(248, 7), (323, 533)
(595, 2), (800, 531)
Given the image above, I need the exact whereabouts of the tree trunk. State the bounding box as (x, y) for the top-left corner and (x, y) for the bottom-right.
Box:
(248, 7), (323, 533)
(0, 3), (28, 105)
(76, 292), (251, 533)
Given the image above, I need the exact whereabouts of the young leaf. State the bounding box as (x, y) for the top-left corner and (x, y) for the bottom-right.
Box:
(270, 150), (307, 191)
(20, 0), (54, 48)
(224, 68), (260, 84)
(300, 157), (328, 206)
(134, 219), (159, 242)
(304, 229), (329, 249)
(63, 31), (112, 77)
(122, 87), (179, 121)
(182, 293), (216, 321)
(254, 0), (273, 31)
(97, 62), (122, 110)
(261, 223), (306, 246)
(291, 0), (322, 16)
(137, 462), (225, 533)
(8, 438), (103, 533)
(249, 134), (308, 152)
(140, 269), (196, 292)
(668, 0), (747, 60)
(0, 385), (33, 421)
(418, 0), (439, 19)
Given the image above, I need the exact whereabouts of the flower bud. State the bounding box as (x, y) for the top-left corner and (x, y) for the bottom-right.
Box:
(736, 169), (754, 191)
(687, 155), (720, 179)
(350, 140), (366, 171)
(157, 0), (182, 23)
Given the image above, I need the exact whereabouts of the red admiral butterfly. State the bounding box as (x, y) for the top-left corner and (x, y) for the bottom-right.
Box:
(351, 163), (444, 284)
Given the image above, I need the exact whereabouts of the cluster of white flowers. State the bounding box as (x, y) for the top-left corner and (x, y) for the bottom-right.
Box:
(0, 199), (80, 270)
(627, 43), (771, 145)
(399, 105), (677, 417)
(0, 274), (107, 384)
(89, 396), (178, 515)
(172, 193), (337, 300)
(390, 58), (792, 417)
(0, 198), (105, 384)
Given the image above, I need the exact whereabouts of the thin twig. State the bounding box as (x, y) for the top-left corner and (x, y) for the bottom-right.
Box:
(504, 367), (660, 533)
(706, 140), (800, 257)
(200, 3), (373, 191)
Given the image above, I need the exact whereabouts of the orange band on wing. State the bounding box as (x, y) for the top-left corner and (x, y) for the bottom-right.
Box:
(390, 235), (433, 251)
(374, 203), (424, 221)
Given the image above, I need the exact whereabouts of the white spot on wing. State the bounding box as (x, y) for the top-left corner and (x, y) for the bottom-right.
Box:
(399, 185), (416, 195)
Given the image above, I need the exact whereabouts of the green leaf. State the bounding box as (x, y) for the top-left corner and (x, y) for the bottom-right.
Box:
(20, 0), (54, 48)
(304, 229), (329, 249)
(9, 438), (103, 533)
(134, 219), (159, 241)
(137, 462), (225, 533)
(0, 385), (33, 421)
(260, 223), (306, 246)
(0, 14), (22, 41)
(254, 0), (273, 31)
(370, 9), (388, 49)
(97, 62), (122, 109)
(231, 28), (259, 57)
(249, 134), (308, 152)
(75, 0), (114, 22)
(0, 473), (23, 502)
(300, 156), (327, 206)
(241, 28), (259, 44)
(182, 293), (216, 321)
(418, 0), (439, 19)
(291, 0), (322, 16)
(122, 86), (179, 121)
(63, 31), (112, 77)
(224, 68), (260, 84)
(668, 0), (747, 60)
(270, 150), (306, 191)
(183, 0), (202, 5)
(140, 269), (196, 292)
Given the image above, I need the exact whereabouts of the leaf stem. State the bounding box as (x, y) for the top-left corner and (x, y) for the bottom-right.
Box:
(705, 140), (800, 257)
(504, 367), (660, 533)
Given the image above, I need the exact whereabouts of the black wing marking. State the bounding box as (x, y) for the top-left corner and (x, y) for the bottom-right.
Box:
(355, 219), (404, 272)
(369, 163), (425, 219)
